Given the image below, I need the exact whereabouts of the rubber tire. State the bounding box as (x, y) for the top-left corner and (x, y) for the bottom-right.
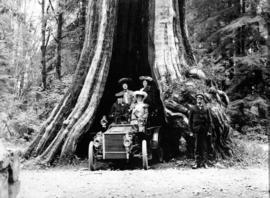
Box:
(153, 147), (164, 163)
(159, 147), (164, 162)
(142, 140), (148, 170)
(88, 141), (95, 171)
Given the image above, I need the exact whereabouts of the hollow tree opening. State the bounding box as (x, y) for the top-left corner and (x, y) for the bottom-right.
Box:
(76, 0), (154, 157)
(99, 0), (152, 115)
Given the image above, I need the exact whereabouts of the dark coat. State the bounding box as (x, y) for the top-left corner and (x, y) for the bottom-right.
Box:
(109, 102), (130, 123)
(141, 85), (158, 109)
(116, 90), (134, 106)
(189, 105), (212, 134)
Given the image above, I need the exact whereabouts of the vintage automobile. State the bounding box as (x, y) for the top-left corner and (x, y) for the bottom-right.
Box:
(88, 123), (163, 170)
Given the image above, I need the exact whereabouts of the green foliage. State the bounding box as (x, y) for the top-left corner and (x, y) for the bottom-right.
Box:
(218, 15), (265, 33)
(228, 95), (269, 133)
(228, 138), (268, 167)
(0, 74), (72, 140)
(0, 0), (86, 142)
(45, 0), (87, 75)
(188, 0), (269, 92)
(0, 0), (41, 96)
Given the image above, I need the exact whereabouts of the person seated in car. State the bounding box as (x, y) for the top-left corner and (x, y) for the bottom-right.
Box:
(116, 77), (134, 107)
(109, 92), (130, 124)
(130, 90), (149, 132)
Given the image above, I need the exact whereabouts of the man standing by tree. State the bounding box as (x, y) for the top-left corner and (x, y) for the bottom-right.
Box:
(189, 93), (213, 169)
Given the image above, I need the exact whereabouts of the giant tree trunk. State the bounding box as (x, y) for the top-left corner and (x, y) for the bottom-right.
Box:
(25, 0), (118, 164)
(25, 0), (232, 164)
(149, 0), (231, 158)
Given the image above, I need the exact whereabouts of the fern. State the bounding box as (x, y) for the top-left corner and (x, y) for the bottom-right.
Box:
(219, 15), (265, 33)
(233, 54), (266, 67)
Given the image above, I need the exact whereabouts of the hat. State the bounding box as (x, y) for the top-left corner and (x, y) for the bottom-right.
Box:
(118, 77), (132, 84)
(139, 76), (153, 82)
(195, 93), (205, 100)
(115, 92), (124, 98)
(133, 90), (148, 100)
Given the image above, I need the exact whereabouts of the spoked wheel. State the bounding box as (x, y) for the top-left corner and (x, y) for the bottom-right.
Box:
(88, 141), (96, 171)
(142, 140), (148, 170)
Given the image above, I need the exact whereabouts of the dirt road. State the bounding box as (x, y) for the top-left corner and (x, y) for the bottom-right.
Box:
(17, 166), (268, 198)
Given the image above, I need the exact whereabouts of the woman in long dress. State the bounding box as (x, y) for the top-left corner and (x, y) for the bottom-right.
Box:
(130, 90), (148, 132)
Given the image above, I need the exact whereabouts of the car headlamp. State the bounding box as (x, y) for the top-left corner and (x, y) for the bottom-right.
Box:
(93, 132), (103, 148)
(123, 139), (132, 147)
(123, 134), (132, 147)
(93, 139), (101, 148)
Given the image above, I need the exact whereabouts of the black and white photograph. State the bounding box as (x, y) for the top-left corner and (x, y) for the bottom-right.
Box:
(0, 0), (269, 197)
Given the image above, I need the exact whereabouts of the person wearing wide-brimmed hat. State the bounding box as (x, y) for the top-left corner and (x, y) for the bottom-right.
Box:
(139, 76), (161, 125)
(139, 76), (153, 85)
(189, 92), (213, 169)
(116, 77), (134, 106)
(109, 92), (130, 124)
(130, 90), (149, 132)
(139, 76), (153, 101)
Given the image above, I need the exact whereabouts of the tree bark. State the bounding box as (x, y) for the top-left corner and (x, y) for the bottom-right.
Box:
(235, 0), (246, 56)
(55, 10), (63, 80)
(41, 0), (47, 90)
(25, 0), (231, 164)
(79, 0), (87, 51)
(177, 0), (196, 66)
(240, 0), (246, 55)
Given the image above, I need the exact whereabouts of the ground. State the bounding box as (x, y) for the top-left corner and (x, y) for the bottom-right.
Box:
(17, 166), (268, 198)
(1, 133), (268, 198)
(1, 118), (268, 198)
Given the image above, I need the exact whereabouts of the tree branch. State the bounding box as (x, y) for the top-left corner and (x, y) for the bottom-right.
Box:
(48, 0), (55, 13)
(45, 29), (51, 48)
(51, 32), (58, 43)
(48, 0), (59, 22)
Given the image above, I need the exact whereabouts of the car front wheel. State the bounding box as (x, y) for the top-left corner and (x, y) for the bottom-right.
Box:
(142, 140), (148, 170)
(88, 141), (96, 171)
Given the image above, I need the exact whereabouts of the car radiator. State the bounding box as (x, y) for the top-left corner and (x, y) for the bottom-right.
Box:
(103, 133), (127, 159)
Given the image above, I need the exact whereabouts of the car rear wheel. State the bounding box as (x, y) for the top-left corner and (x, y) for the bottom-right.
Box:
(142, 140), (148, 170)
(153, 147), (164, 163)
(88, 141), (96, 171)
